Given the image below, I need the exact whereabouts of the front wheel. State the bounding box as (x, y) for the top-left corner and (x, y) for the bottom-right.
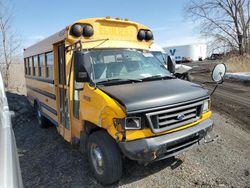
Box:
(87, 130), (122, 185)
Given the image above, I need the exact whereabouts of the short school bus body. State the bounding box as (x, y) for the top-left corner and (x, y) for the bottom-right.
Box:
(24, 17), (213, 184)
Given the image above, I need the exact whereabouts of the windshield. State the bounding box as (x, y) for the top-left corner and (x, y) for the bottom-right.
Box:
(85, 49), (172, 83)
(151, 51), (166, 64)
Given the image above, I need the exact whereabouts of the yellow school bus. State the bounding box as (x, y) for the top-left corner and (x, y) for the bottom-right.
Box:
(24, 17), (214, 185)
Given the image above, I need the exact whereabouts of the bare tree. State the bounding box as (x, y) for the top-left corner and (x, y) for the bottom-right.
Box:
(185, 0), (250, 55)
(0, 0), (21, 88)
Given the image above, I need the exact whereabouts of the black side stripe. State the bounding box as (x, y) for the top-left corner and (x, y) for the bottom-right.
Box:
(27, 86), (56, 100)
(25, 76), (54, 84)
(41, 111), (58, 126)
(40, 102), (57, 116)
(27, 95), (35, 101)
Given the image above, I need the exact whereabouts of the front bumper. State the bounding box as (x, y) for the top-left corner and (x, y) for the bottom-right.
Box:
(118, 118), (213, 163)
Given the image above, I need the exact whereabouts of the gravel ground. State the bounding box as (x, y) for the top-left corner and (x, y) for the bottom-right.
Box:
(8, 87), (250, 188)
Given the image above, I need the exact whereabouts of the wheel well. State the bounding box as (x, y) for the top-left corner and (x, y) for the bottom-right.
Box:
(33, 99), (39, 109)
(84, 121), (103, 135)
(79, 121), (104, 154)
(34, 100), (38, 109)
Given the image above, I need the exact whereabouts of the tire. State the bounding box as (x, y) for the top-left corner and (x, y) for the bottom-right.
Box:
(87, 130), (122, 185)
(35, 103), (47, 128)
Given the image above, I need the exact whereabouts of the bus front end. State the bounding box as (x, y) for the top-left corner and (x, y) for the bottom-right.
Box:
(66, 17), (213, 185)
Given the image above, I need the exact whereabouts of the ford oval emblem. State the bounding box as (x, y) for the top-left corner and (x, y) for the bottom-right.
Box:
(177, 114), (185, 120)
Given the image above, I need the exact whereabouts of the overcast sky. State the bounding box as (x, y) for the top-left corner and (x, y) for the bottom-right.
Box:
(11, 0), (204, 49)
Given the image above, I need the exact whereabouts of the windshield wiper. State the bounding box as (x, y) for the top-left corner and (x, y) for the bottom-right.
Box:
(96, 78), (142, 85)
(141, 75), (175, 81)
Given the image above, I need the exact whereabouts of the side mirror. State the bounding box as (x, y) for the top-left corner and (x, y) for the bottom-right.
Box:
(167, 55), (176, 73)
(73, 51), (91, 82)
(211, 63), (226, 83)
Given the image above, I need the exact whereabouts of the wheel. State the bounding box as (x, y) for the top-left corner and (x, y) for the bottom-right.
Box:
(35, 103), (47, 128)
(87, 130), (122, 185)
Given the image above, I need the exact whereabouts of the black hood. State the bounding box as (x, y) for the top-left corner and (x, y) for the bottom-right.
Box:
(99, 79), (208, 113)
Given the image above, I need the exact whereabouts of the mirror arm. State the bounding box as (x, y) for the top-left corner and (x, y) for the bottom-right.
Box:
(208, 78), (224, 96)
(210, 84), (218, 96)
(202, 81), (216, 85)
(202, 78), (224, 85)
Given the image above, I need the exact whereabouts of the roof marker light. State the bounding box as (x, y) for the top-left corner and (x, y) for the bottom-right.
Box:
(70, 24), (83, 37)
(145, 30), (154, 41)
(137, 30), (146, 40)
(82, 25), (94, 37)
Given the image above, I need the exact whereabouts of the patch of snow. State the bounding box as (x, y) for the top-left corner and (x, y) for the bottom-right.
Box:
(225, 72), (250, 81)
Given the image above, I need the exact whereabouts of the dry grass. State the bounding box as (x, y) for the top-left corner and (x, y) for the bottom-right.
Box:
(0, 63), (26, 95)
(225, 55), (250, 72)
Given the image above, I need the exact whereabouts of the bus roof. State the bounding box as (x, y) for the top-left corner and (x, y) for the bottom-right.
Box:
(24, 17), (153, 58)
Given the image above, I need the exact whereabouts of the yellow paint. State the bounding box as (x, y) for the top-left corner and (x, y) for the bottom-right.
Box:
(41, 106), (57, 122)
(66, 18), (153, 50)
(79, 84), (126, 140)
(26, 87), (56, 110)
(26, 78), (55, 95)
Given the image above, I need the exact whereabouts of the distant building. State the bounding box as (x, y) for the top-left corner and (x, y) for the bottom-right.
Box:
(164, 44), (207, 62)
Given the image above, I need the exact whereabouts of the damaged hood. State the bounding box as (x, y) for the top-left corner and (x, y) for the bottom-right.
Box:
(99, 79), (208, 113)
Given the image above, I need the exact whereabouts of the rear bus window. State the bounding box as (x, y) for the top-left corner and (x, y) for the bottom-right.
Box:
(24, 58), (28, 75)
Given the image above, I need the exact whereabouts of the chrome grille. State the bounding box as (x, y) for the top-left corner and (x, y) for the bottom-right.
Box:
(146, 100), (204, 133)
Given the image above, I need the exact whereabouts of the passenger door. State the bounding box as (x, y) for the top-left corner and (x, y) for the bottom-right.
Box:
(55, 43), (71, 142)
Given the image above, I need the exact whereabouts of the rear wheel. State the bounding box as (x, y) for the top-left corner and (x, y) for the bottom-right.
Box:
(35, 103), (47, 128)
(87, 130), (122, 185)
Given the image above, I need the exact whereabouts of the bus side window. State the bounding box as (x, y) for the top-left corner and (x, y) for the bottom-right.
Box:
(46, 52), (54, 79)
(29, 57), (33, 76)
(27, 57), (31, 75)
(33, 55), (38, 76)
(39, 54), (45, 77)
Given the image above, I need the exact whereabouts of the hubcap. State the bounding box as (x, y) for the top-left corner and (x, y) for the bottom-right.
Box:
(90, 143), (104, 175)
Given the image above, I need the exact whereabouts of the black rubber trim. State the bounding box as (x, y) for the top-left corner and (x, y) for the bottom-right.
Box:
(26, 85), (56, 100)
(40, 102), (57, 116)
(27, 94), (35, 101)
(41, 111), (58, 126)
(25, 75), (54, 84)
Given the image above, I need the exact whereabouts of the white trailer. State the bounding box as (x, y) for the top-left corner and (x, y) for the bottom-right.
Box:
(164, 44), (207, 62)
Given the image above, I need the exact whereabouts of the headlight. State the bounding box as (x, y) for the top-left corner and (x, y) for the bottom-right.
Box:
(202, 99), (210, 113)
(113, 117), (141, 130)
(125, 117), (141, 130)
